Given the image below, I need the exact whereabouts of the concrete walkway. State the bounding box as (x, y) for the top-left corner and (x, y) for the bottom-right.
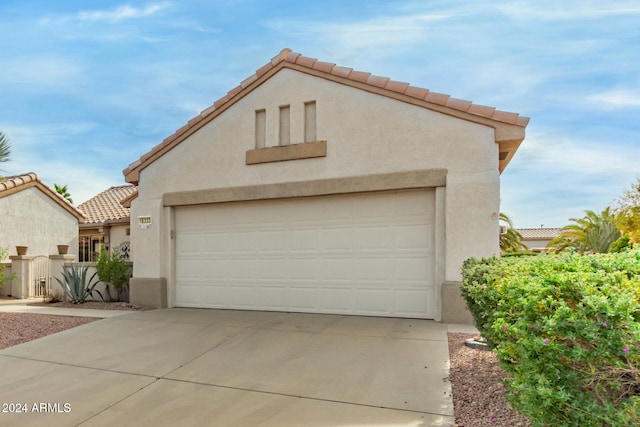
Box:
(0, 305), (477, 426)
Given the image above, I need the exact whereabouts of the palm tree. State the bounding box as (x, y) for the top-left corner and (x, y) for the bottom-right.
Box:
(500, 212), (528, 252)
(547, 208), (621, 253)
(0, 132), (11, 176)
(54, 183), (73, 204)
(613, 177), (640, 244)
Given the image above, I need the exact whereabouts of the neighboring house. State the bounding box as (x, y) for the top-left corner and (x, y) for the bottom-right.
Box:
(77, 185), (137, 261)
(0, 173), (85, 261)
(123, 49), (529, 322)
(517, 228), (562, 253)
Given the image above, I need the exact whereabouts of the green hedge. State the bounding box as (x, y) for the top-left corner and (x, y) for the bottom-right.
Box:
(461, 250), (640, 426)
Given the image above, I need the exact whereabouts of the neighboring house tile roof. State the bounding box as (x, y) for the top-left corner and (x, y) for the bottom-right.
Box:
(124, 48), (529, 184)
(77, 185), (136, 224)
(517, 228), (562, 240)
(0, 172), (86, 221)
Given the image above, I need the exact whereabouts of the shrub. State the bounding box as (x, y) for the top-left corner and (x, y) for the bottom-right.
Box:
(55, 264), (102, 304)
(461, 250), (640, 426)
(0, 246), (16, 288)
(95, 245), (131, 302)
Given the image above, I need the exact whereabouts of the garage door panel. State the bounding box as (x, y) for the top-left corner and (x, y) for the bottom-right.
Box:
(320, 227), (355, 250)
(320, 288), (354, 312)
(395, 224), (432, 249)
(176, 190), (436, 318)
(259, 259), (287, 279)
(259, 230), (287, 250)
(395, 290), (430, 316)
(356, 226), (394, 250)
(290, 287), (319, 310)
(355, 258), (394, 280)
(395, 258), (432, 281)
(288, 259), (320, 279)
(200, 260), (226, 279)
(322, 259), (355, 280)
(225, 259), (256, 278)
(176, 232), (202, 254)
(178, 285), (201, 306)
(356, 289), (390, 314)
(201, 232), (230, 252)
(259, 286), (288, 310)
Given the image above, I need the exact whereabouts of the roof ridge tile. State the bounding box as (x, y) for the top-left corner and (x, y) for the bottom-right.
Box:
(384, 80), (410, 94)
(295, 54), (318, 68)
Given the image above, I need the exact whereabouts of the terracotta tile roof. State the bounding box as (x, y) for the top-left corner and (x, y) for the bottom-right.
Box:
(516, 228), (562, 240)
(77, 185), (136, 224)
(0, 172), (39, 192)
(0, 172), (86, 221)
(124, 48), (529, 184)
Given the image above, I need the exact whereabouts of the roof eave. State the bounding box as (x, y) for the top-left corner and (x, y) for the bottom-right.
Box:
(123, 49), (529, 182)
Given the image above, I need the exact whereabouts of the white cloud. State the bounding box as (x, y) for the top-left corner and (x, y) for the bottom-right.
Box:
(588, 89), (640, 109)
(265, 11), (453, 57)
(42, 2), (171, 25)
(0, 56), (86, 89)
(77, 3), (170, 23)
(518, 132), (640, 177)
(496, 1), (640, 21)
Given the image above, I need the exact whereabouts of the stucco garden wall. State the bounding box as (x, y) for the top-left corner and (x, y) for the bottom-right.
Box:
(108, 223), (131, 260)
(0, 187), (79, 262)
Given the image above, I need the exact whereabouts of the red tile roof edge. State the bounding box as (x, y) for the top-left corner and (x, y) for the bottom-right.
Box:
(77, 185), (137, 223)
(0, 172), (86, 221)
(124, 48), (529, 177)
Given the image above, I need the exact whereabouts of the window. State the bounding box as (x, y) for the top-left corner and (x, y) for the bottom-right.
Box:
(78, 235), (104, 262)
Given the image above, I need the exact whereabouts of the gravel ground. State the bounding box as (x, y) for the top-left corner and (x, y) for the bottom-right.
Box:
(449, 333), (531, 427)
(0, 312), (98, 350)
(0, 299), (530, 426)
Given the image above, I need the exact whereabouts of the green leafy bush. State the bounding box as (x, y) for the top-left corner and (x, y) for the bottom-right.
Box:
(95, 245), (131, 302)
(55, 264), (102, 304)
(461, 250), (640, 426)
(0, 246), (16, 288)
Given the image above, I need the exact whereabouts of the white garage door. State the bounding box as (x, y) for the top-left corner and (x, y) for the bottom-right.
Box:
(175, 189), (436, 318)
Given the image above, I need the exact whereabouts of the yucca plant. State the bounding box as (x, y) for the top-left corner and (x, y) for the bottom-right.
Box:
(55, 264), (102, 304)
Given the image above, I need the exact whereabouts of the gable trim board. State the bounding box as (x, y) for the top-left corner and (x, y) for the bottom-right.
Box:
(163, 170), (447, 207)
(246, 140), (327, 164)
(126, 49), (528, 323)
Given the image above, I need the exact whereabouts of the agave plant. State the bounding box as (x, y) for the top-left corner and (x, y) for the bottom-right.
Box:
(55, 264), (102, 304)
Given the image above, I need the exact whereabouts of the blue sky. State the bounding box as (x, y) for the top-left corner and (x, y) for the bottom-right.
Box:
(1, 1), (638, 228)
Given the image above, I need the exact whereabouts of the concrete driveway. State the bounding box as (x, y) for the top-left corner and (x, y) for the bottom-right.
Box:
(0, 308), (459, 426)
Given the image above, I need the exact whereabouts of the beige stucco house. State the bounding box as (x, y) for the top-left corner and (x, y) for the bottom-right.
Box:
(77, 185), (137, 262)
(0, 173), (85, 262)
(517, 228), (561, 253)
(123, 49), (528, 322)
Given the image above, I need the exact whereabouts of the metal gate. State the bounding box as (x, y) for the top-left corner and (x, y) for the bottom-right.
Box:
(31, 256), (51, 298)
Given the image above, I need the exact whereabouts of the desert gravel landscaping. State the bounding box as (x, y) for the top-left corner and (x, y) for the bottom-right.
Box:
(449, 333), (531, 427)
(0, 312), (97, 350)
(0, 300), (530, 426)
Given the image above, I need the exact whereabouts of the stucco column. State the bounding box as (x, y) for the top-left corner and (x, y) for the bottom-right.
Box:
(9, 256), (33, 299)
(49, 255), (76, 300)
